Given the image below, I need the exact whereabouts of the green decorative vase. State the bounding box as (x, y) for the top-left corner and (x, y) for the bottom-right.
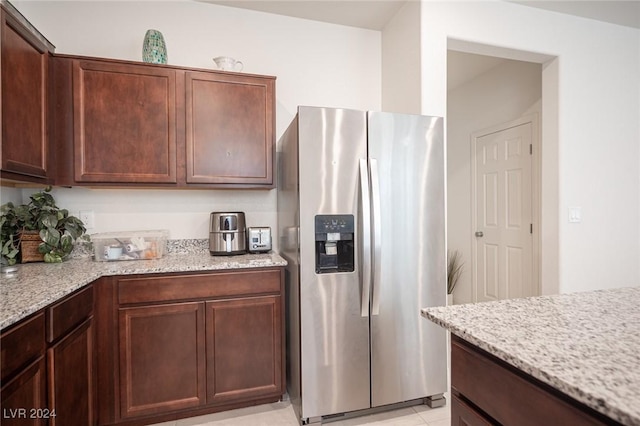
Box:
(142, 29), (167, 64)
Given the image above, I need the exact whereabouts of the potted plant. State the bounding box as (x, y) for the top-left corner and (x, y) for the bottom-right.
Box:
(447, 249), (464, 304)
(1, 187), (87, 265)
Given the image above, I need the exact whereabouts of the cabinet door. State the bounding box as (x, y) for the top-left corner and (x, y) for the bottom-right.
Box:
(206, 295), (282, 404)
(119, 302), (205, 419)
(0, 357), (47, 426)
(0, 8), (51, 180)
(47, 318), (95, 426)
(73, 60), (177, 183)
(185, 72), (274, 186)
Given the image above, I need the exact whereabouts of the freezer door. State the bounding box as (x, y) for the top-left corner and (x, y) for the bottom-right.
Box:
(297, 107), (371, 419)
(368, 112), (447, 407)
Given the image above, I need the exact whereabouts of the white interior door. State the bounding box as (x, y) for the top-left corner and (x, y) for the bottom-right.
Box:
(472, 118), (536, 302)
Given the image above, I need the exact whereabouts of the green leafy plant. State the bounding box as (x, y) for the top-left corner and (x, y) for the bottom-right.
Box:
(0, 204), (22, 265)
(1, 187), (87, 265)
(447, 249), (464, 295)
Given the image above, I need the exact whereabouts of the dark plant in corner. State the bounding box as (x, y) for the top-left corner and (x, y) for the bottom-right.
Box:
(1, 187), (87, 265)
(447, 249), (464, 295)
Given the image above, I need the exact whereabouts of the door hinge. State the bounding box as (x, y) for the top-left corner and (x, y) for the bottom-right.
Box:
(530, 223), (533, 234)
(530, 144), (533, 155)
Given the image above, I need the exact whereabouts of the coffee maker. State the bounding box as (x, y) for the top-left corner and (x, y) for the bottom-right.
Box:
(314, 214), (354, 273)
(209, 212), (247, 255)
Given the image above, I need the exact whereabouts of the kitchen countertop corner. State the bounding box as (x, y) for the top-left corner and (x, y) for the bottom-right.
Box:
(421, 287), (640, 426)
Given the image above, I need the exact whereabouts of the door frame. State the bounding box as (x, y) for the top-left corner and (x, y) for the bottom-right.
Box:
(470, 113), (540, 302)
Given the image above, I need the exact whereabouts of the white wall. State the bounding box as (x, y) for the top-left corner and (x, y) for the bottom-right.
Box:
(0, 187), (21, 205)
(381, 0), (422, 114)
(447, 58), (542, 304)
(7, 1), (640, 294)
(11, 0), (382, 243)
(414, 1), (640, 294)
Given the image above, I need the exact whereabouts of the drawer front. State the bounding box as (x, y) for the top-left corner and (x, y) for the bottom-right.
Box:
(1, 312), (46, 382)
(451, 394), (493, 426)
(47, 285), (94, 343)
(118, 269), (282, 304)
(451, 337), (608, 426)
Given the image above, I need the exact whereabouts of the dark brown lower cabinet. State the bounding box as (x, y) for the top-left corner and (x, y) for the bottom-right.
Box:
(206, 296), (282, 404)
(451, 394), (492, 426)
(2, 268), (284, 426)
(111, 268), (285, 424)
(118, 302), (206, 419)
(47, 318), (95, 426)
(0, 357), (47, 426)
(451, 336), (618, 426)
(1, 285), (95, 426)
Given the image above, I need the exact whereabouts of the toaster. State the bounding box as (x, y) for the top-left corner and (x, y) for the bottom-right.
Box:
(247, 227), (271, 253)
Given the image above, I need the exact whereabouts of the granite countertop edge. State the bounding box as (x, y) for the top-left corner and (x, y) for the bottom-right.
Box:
(1, 239), (287, 330)
(421, 287), (640, 426)
(422, 309), (583, 396)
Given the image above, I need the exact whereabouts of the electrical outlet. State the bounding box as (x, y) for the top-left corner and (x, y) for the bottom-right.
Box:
(568, 207), (582, 223)
(79, 210), (95, 229)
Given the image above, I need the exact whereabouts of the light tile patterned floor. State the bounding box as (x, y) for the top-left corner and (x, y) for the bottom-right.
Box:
(151, 400), (451, 426)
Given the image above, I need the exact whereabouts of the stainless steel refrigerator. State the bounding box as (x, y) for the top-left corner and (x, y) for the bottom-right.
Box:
(277, 106), (447, 424)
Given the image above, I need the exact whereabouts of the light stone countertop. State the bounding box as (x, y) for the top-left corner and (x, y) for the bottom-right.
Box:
(421, 287), (640, 426)
(1, 239), (286, 330)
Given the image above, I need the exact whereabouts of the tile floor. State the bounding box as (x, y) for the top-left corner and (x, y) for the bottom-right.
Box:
(151, 400), (451, 426)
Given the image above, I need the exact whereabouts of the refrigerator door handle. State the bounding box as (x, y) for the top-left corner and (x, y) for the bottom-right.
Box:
(370, 158), (382, 316)
(359, 159), (372, 317)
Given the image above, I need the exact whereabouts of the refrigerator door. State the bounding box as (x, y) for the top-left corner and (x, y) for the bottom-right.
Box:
(368, 112), (447, 407)
(297, 107), (371, 419)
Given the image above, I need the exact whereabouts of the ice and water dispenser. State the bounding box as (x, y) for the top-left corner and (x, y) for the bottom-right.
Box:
(314, 214), (354, 274)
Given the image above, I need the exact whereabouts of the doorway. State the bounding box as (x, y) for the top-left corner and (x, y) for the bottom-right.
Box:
(446, 48), (544, 304)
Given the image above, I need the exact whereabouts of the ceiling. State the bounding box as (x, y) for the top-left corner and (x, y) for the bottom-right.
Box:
(202, 0), (406, 30)
(202, 0), (640, 31)
(511, 1), (640, 29)
(447, 51), (508, 91)
(202, 0), (638, 91)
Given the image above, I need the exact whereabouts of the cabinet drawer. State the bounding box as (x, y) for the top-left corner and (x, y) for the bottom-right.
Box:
(451, 394), (492, 426)
(1, 312), (46, 382)
(46, 285), (94, 343)
(118, 269), (282, 304)
(451, 337), (608, 426)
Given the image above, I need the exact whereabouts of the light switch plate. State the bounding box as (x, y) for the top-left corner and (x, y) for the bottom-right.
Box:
(568, 207), (582, 223)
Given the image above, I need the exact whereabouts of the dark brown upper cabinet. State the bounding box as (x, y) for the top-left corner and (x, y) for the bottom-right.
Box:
(185, 71), (275, 187)
(53, 55), (275, 188)
(0, 2), (54, 183)
(72, 59), (178, 184)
